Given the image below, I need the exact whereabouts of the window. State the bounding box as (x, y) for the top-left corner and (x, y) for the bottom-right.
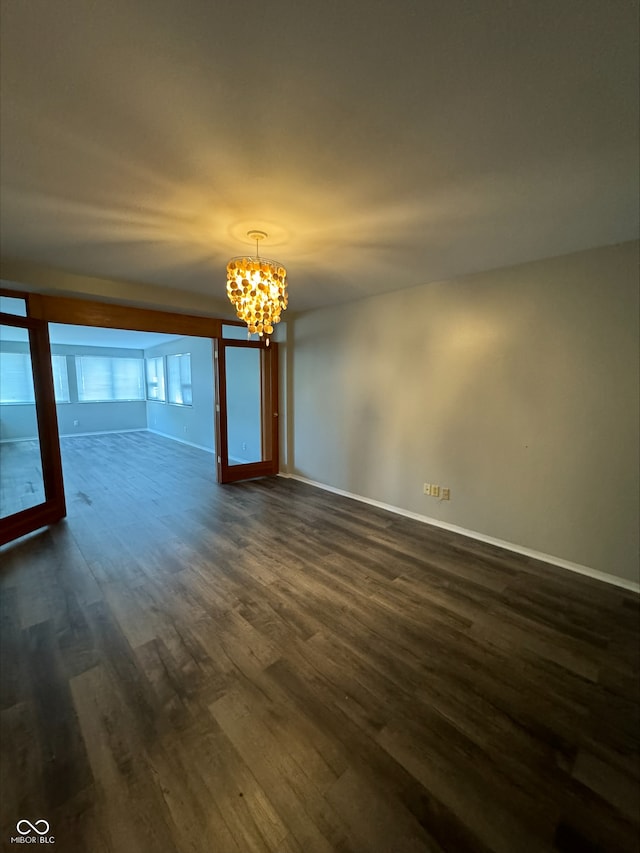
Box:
(222, 323), (250, 340)
(76, 356), (144, 402)
(51, 355), (70, 403)
(0, 296), (27, 317)
(0, 352), (34, 403)
(145, 356), (166, 401)
(167, 353), (192, 406)
(0, 352), (70, 403)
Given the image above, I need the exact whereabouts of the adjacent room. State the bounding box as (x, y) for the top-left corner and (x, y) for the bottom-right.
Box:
(0, 322), (216, 518)
(0, 1), (638, 852)
(0, 320), (270, 521)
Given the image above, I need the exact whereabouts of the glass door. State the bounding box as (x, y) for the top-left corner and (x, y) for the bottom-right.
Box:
(0, 303), (65, 545)
(214, 339), (279, 483)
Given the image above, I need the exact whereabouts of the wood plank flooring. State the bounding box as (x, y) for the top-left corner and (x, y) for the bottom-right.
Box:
(0, 439), (45, 518)
(0, 431), (639, 852)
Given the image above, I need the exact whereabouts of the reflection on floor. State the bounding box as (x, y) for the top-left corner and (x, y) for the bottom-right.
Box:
(1, 431), (639, 852)
(0, 439), (45, 518)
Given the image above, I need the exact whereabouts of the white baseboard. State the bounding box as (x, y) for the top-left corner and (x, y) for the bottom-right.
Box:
(146, 428), (215, 454)
(60, 428), (147, 439)
(282, 472), (640, 594)
(2, 428), (147, 442)
(3, 427), (215, 454)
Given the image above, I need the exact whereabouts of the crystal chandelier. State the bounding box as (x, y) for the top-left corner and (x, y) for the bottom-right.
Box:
(226, 230), (288, 343)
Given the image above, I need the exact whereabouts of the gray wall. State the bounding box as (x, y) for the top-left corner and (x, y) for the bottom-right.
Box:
(0, 402), (38, 441)
(0, 341), (147, 439)
(144, 336), (215, 452)
(289, 241), (640, 585)
(54, 343), (147, 436)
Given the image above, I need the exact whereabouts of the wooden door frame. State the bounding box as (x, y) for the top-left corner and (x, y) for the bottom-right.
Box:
(26, 292), (224, 337)
(214, 338), (279, 483)
(0, 309), (66, 544)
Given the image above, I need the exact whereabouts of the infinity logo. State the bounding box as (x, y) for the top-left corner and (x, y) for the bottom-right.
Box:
(16, 820), (50, 836)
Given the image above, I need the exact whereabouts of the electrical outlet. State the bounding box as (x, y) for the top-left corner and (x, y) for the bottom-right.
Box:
(242, 442), (247, 451)
(73, 419), (79, 426)
(423, 483), (431, 495)
(442, 487), (450, 500)
(431, 484), (440, 498)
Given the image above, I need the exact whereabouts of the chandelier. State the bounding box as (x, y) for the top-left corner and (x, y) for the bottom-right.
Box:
(226, 230), (288, 343)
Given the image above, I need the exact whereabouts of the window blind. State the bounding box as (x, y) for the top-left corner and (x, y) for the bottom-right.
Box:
(145, 356), (166, 401)
(0, 352), (70, 404)
(76, 356), (144, 402)
(167, 353), (192, 406)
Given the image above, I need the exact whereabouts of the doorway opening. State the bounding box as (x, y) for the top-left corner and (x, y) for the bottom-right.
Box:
(0, 290), (280, 545)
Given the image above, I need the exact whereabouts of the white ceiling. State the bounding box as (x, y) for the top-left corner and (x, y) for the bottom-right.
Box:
(48, 324), (181, 349)
(0, 0), (638, 314)
(1, 322), (181, 349)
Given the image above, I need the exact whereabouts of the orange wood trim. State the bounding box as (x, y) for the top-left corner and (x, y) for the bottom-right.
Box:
(213, 339), (226, 483)
(261, 349), (268, 460)
(0, 501), (66, 547)
(0, 286), (30, 302)
(0, 313), (41, 329)
(268, 344), (279, 473)
(30, 322), (66, 515)
(219, 461), (279, 483)
(26, 293), (223, 337)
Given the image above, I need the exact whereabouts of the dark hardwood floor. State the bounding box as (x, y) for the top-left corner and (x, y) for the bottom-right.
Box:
(1, 431), (639, 852)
